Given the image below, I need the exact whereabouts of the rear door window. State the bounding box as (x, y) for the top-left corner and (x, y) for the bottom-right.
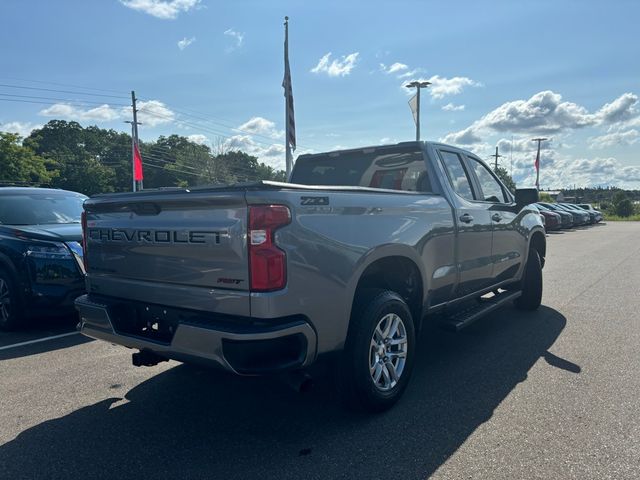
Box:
(438, 150), (475, 201)
(466, 157), (507, 203)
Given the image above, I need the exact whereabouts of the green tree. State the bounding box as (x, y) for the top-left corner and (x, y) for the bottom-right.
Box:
(494, 166), (516, 193)
(0, 132), (55, 186)
(539, 192), (554, 203)
(612, 192), (634, 217)
(25, 121), (116, 195)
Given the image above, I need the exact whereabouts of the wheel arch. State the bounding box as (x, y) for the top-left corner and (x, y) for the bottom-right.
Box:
(347, 246), (426, 333)
(528, 228), (546, 267)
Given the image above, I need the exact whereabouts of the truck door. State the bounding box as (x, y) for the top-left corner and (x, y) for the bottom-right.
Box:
(464, 155), (524, 283)
(437, 149), (494, 296)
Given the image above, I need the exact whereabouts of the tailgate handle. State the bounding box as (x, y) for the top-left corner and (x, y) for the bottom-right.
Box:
(131, 203), (161, 215)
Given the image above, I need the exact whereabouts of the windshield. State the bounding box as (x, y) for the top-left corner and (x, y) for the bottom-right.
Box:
(0, 193), (86, 225)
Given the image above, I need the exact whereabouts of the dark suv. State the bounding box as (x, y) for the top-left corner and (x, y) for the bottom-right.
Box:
(0, 187), (87, 330)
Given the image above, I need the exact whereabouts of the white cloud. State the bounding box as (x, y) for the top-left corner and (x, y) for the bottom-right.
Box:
(0, 121), (41, 138)
(588, 129), (639, 149)
(224, 134), (286, 170)
(119, 0), (200, 19)
(442, 91), (640, 147)
(224, 28), (244, 50)
(469, 138), (640, 189)
(398, 68), (424, 79)
(496, 136), (554, 154)
(39, 103), (120, 122)
(380, 62), (408, 74)
(177, 36), (196, 50)
(133, 100), (175, 127)
(442, 103), (465, 112)
(440, 126), (483, 145)
(37, 100), (176, 128)
(187, 134), (209, 145)
(237, 117), (283, 139)
(426, 75), (481, 99)
(595, 93), (638, 124)
(311, 52), (359, 77)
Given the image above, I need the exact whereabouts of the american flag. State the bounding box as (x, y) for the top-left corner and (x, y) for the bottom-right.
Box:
(282, 19), (296, 151)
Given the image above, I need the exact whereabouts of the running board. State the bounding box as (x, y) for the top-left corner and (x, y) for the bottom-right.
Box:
(440, 290), (522, 332)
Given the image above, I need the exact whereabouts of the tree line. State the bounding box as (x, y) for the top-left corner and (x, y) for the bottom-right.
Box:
(0, 120), (286, 196)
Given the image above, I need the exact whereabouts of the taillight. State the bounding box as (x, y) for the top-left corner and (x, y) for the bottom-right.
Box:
(248, 205), (291, 292)
(81, 210), (88, 270)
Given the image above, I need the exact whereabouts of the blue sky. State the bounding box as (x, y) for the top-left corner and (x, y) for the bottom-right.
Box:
(1, 0), (639, 188)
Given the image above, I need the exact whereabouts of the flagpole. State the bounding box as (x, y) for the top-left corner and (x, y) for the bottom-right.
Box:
(284, 17), (293, 180)
(130, 122), (136, 192)
(532, 137), (547, 190)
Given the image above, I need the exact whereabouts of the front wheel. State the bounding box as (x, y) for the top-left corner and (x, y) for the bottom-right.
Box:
(338, 290), (416, 412)
(0, 269), (22, 331)
(515, 249), (543, 311)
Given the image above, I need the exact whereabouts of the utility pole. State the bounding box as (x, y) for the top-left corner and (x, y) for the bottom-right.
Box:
(405, 81), (431, 141)
(126, 90), (142, 191)
(489, 146), (503, 171)
(532, 137), (548, 190)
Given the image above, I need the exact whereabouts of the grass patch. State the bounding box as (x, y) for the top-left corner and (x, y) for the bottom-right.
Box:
(603, 214), (640, 221)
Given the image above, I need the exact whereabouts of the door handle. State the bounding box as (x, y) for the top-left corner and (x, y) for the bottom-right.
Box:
(459, 213), (474, 223)
(491, 213), (503, 222)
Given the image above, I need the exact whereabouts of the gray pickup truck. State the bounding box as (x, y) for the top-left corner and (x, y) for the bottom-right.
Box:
(76, 141), (545, 411)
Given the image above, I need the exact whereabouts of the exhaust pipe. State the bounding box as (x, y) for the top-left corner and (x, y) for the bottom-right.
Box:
(281, 371), (313, 393)
(132, 350), (168, 367)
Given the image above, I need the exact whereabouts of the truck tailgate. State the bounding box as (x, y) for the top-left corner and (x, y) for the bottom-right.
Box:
(84, 191), (249, 312)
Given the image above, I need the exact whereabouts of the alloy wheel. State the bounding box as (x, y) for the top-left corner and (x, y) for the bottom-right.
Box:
(369, 313), (408, 391)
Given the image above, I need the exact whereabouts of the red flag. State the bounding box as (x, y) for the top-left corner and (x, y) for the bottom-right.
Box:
(134, 144), (144, 181)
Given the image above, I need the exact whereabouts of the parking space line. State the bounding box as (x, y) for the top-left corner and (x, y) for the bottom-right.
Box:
(0, 331), (80, 351)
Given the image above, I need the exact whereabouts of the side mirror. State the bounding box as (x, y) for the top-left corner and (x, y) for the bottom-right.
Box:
(515, 188), (539, 207)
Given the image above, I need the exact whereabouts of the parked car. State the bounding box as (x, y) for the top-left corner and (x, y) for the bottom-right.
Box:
(76, 141), (546, 412)
(550, 203), (589, 225)
(537, 202), (573, 228)
(560, 203), (595, 224)
(577, 203), (603, 223)
(0, 187), (86, 330)
(531, 204), (561, 230)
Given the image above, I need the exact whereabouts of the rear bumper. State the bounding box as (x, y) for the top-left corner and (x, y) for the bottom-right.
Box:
(75, 294), (317, 375)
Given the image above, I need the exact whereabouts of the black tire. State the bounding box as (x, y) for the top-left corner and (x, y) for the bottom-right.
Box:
(337, 289), (416, 413)
(0, 268), (22, 331)
(515, 249), (543, 311)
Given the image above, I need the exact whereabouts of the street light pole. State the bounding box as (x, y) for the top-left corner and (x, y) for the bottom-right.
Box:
(405, 81), (431, 141)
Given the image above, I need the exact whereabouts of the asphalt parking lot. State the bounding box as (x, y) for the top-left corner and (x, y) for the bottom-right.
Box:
(1, 221), (639, 479)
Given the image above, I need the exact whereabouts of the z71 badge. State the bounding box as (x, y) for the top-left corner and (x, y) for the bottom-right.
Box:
(300, 196), (329, 206)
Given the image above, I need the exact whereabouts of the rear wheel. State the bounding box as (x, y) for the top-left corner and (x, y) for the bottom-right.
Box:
(0, 269), (22, 331)
(515, 249), (543, 311)
(338, 290), (416, 412)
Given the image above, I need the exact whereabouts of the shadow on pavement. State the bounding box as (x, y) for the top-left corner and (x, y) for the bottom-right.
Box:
(0, 306), (573, 479)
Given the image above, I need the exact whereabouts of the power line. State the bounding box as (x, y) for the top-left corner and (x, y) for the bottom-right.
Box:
(138, 100), (323, 151)
(0, 83), (129, 99)
(0, 93), (129, 107)
(0, 76), (129, 95)
(0, 98), (128, 108)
